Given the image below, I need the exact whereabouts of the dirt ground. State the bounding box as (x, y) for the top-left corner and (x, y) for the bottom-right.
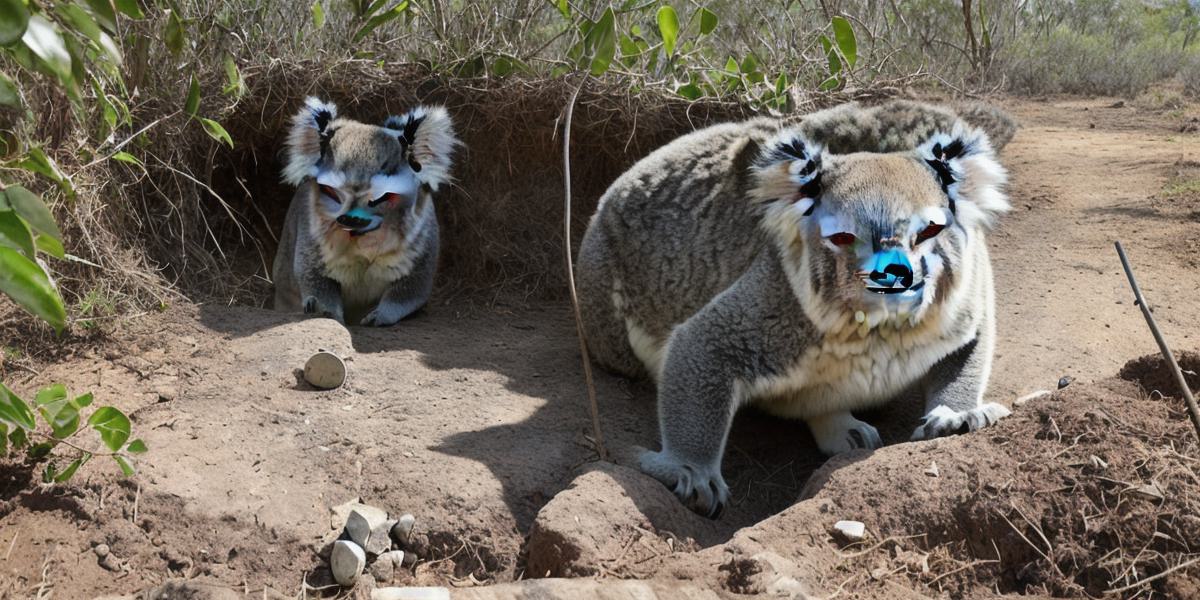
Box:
(0, 96), (1198, 599)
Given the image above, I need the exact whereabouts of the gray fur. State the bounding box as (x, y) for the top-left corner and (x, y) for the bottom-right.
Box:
(272, 98), (458, 327)
(577, 100), (1016, 517)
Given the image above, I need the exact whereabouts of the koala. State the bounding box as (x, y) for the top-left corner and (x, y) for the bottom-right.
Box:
(272, 97), (459, 326)
(576, 100), (1017, 517)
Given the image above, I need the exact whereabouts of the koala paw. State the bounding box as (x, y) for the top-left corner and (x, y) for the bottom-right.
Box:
(912, 403), (1011, 440)
(638, 448), (729, 519)
(360, 301), (422, 327)
(301, 296), (343, 323)
(807, 411), (882, 456)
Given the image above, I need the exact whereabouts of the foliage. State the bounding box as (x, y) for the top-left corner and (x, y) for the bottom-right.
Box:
(0, 382), (145, 482)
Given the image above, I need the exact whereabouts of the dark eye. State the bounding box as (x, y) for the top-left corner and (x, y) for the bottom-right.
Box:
(369, 192), (405, 207)
(318, 184), (341, 203)
(916, 222), (945, 244)
(829, 232), (856, 247)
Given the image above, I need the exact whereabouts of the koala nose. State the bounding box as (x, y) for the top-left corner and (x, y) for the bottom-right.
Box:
(336, 213), (370, 229)
(867, 249), (914, 288)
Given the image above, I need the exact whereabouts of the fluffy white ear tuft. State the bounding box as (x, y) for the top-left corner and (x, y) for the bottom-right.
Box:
(918, 121), (1009, 230)
(750, 130), (825, 209)
(382, 105), (459, 191)
(282, 97), (338, 186)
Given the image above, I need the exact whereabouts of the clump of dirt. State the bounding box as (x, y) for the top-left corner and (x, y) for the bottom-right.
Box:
(1119, 351), (1200, 399)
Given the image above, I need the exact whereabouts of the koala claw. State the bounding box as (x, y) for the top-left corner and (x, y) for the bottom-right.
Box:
(807, 412), (882, 456)
(638, 448), (729, 519)
(360, 303), (411, 327)
(912, 402), (1011, 440)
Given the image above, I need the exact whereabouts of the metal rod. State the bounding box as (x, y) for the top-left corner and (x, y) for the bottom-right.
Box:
(1115, 241), (1200, 442)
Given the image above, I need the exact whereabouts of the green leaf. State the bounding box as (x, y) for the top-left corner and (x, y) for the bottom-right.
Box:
(54, 454), (89, 482)
(657, 5), (679, 58)
(21, 16), (73, 84)
(0, 246), (66, 332)
(42, 462), (56, 482)
(676, 83), (702, 100)
(0, 209), (35, 258)
(492, 56), (513, 77)
(311, 1), (326, 28)
(0, 422), (7, 456)
(0, 72), (19, 107)
(554, 0), (569, 19)
(698, 7), (718, 36)
(774, 72), (788, 95)
(0, 382), (36, 431)
(819, 35), (840, 75)
(73, 392), (93, 409)
(126, 438), (147, 454)
(113, 454), (135, 476)
(88, 406), (131, 452)
(164, 11), (185, 56)
(8, 426), (27, 449)
(0, 0), (29, 46)
(2, 185), (61, 242)
(19, 149), (72, 196)
(35, 234), (64, 259)
(740, 53), (758, 74)
(110, 151), (143, 167)
(114, 0), (144, 19)
(222, 56), (244, 98)
(352, 1), (408, 43)
(587, 7), (616, 76)
(198, 117), (233, 148)
(184, 75), (200, 116)
(34, 385), (82, 439)
(85, 0), (118, 32)
(60, 4), (121, 65)
(819, 76), (840, 91)
(831, 16), (857, 68)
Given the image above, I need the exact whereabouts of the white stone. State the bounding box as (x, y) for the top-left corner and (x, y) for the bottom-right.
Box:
(366, 519), (397, 555)
(370, 588), (450, 600)
(924, 461), (940, 478)
(833, 520), (866, 541)
(391, 514), (416, 544)
(330, 540), (366, 586)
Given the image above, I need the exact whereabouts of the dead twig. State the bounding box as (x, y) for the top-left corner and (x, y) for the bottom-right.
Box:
(561, 72), (608, 462)
(1115, 242), (1200, 443)
(1103, 556), (1200, 595)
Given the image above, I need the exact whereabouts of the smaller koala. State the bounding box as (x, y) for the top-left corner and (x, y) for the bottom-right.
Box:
(272, 97), (459, 326)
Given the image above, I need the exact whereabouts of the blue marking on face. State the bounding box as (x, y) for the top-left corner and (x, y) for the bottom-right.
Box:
(865, 249), (915, 290)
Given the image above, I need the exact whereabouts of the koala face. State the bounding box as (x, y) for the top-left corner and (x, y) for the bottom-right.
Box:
(282, 98), (457, 238)
(753, 124), (1008, 327)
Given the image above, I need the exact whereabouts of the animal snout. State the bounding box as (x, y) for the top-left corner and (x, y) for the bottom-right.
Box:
(336, 213), (371, 229)
(867, 250), (914, 288)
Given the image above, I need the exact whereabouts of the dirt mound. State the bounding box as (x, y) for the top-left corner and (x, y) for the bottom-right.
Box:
(1118, 351), (1200, 400)
(527, 365), (1200, 598)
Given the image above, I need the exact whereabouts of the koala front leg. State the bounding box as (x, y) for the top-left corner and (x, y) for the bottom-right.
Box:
(296, 241), (344, 322)
(912, 331), (1010, 440)
(639, 326), (741, 519)
(360, 246), (435, 327)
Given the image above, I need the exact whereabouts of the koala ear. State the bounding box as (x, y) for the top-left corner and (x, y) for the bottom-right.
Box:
(750, 130), (824, 216)
(919, 121), (1009, 230)
(382, 105), (459, 191)
(282, 97), (338, 186)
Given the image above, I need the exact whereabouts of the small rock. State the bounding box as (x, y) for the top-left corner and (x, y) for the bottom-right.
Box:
(1132, 482), (1164, 502)
(391, 514), (415, 545)
(1058, 376), (1073, 389)
(346, 511), (373, 548)
(1090, 455), (1109, 470)
(379, 550), (406, 567)
(330, 540), (367, 587)
(94, 543), (110, 558)
(332, 500), (389, 532)
(370, 588), (450, 600)
(366, 519), (397, 555)
(368, 555), (395, 583)
(1108, 100), (1125, 108)
(924, 461), (940, 478)
(157, 388), (176, 402)
(832, 520), (865, 542)
(304, 351), (346, 389)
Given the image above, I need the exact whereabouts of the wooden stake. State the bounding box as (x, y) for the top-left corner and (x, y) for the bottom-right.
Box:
(1115, 241), (1200, 442)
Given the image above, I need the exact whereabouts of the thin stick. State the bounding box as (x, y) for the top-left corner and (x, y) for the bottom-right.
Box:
(1115, 242), (1200, 442)
(562, 74), (608, 461)
(1103, 556), (1200, 595)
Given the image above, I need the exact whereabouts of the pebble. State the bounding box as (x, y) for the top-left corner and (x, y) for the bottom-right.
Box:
(832, 520), (865, 542)
(330, 540), (367, 586)
(391, 514), (415, 545)
(366, 519), (397, 555)
(1058, 376), (1073, 389)
(304, 351), (346, 389)
(94, 543), (110, 558)
(370, 588), (450, 600)
(345, 511), (373, 549)
(368, 554), (394, 583)
(924, 461), (940, 478)
(331, 500), (388, 531)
